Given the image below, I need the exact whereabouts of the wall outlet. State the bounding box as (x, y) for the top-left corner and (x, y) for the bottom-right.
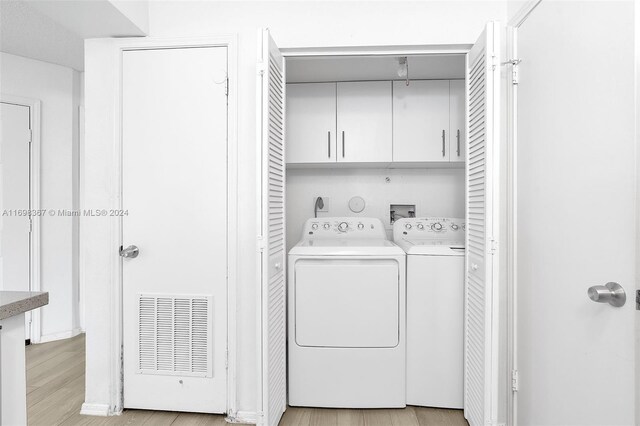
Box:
(313, 197), (330, 213)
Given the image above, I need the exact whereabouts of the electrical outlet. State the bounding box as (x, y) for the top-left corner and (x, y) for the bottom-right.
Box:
(313, 197), (330, 213)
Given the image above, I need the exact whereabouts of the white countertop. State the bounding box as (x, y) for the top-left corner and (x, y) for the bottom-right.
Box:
(0, 291), (49, 320)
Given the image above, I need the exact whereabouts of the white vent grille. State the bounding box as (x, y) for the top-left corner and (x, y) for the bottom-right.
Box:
(137, 294), (213, 377)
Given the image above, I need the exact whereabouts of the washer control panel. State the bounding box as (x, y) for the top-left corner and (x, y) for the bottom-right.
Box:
(303, 217), (387, 239)
(392, 217), (465, 241)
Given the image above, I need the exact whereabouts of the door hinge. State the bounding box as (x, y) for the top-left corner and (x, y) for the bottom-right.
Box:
(258, 62), (267, 76)
(28, 218), (33, 233)
(502, 59), (522, 85)
(27, 129), (32, 144)
(225, 77), (229, 96)
(225, 349), (229, 369)
(489, 238), (498, 255)
(511, 369), (519, 392)
(635, 289), (640, 310)
(257, 236), (266, 252)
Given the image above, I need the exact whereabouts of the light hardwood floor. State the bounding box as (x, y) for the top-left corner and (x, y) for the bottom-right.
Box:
(26, 334), (467, 426)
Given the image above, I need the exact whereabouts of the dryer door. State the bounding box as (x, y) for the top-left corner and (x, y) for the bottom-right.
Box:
(294, 258), (400, 348)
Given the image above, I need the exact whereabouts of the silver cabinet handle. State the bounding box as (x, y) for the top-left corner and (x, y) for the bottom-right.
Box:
(588, 282), (626, 307)
(442, 130), (446, 157)
(120, 245), (139, 259)
(342, 131), (345, 158)
(327, 131), (331, 158)
(457, 129), (461, 156)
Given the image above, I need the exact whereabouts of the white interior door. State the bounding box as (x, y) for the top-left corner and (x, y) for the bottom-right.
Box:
(516, 2), (635, 424)
(258, 28), (287, 426)
(122, 46), (228, 413)
(0, 102), (31, 339)
(464, 22), (500, 426)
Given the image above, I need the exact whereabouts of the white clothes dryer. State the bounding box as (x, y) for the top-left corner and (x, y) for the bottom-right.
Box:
(393, 217), (465, 409)
(288, 217), (406, 408)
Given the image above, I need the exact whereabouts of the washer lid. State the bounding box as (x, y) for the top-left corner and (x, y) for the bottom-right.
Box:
(289, 238), (405, 256)
(395, 238), (465, 256)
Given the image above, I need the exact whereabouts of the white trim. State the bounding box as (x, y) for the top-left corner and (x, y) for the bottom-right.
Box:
(0, 94), (42, 344)
(281, 44), (473, 57)
(505, 25), (519, 426)
(38, 328), (83, 344)
(508, 0), (543, 28)
(86, 35), (239, 416)
(79, 403), (112, 416)
(227, 410), (258, 424)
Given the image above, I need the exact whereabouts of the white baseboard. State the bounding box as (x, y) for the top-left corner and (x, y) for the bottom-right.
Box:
(80, 403), (112, 416)
(38, 328), (83, 344)
(227, 411), (258, 424)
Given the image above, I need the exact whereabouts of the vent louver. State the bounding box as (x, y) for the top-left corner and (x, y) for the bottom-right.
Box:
(137, 294), (212, 377)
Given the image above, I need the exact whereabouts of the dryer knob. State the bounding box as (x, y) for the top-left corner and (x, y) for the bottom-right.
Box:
(338, 222), (349, 232)
(432, 222), (443, 231)
(451, 224), (459, 230)
(405, 223), (412, 230)
(417, 224), (424, 230)
(357, 223), (364, 230)
(311, 223), (318, 230)
(323, 223), (330, 230)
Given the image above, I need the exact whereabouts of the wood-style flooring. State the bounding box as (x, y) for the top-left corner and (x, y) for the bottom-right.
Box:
(26, 334), (467, 426)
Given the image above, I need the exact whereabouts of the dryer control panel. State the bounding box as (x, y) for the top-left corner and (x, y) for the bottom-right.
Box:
(302, 217), (387, 239)
(392, 217), (465, 242)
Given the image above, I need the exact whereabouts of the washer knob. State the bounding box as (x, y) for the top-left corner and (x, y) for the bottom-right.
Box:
(417, 224), (424, 230)
(323, 223), (330, 230)
(451, 223), (459, 230)
(311, 223), (318, 230)
(431, 222), (443, 231)
(405, 223), (412, 230)
(357, 223), (364, 230)
(338, 222), (349, 232)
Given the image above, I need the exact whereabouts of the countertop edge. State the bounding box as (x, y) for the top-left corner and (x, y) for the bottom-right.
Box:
(0, 292), (49, 321)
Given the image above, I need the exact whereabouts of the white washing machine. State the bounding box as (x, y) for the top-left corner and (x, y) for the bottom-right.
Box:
(288, 217), (406, 408)
(393, 217), (465, 409)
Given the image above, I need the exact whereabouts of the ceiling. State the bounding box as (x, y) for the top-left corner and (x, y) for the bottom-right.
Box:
(0, 0), (85, 70)
(286, 54), (466, 83)
(0, 0), (148, 71)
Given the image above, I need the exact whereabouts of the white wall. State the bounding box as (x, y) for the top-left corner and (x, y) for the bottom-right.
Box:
(84, 1), (507, 416)
(286, 168), (465, 249)
(0, 52), (82, 341)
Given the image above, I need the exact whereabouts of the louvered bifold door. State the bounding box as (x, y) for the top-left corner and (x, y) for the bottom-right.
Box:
(464, 22), (501, 426)
(257, 28), (286, 426)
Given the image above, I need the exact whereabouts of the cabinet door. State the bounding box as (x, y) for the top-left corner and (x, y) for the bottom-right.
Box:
(449, 80), (466, 163)
(392, 80), (450, 162)
(286, 83), (336, 164)
(337, 81), (392, 163)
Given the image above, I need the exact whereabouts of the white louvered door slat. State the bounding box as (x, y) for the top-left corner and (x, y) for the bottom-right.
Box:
(258, 28), (287, 426)
(464, 22), (500, 426)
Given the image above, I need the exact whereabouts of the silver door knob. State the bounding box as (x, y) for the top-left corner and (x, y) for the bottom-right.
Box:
(587, 282), (626, 307)
(120, 245), (139, 259)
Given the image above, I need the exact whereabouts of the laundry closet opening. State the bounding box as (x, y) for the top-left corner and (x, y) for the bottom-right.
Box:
(283, 52), (467, 412)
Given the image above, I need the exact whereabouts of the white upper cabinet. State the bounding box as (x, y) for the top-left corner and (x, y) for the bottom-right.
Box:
(449, 80), (465, 163)
(393, 80), (450, 162)
(286, 83), (337, 164)
(336, 81), (392, 163)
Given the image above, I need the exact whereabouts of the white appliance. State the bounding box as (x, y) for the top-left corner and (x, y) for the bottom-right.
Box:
(393, 217), (465, 409)
(288, 217), (406, 408)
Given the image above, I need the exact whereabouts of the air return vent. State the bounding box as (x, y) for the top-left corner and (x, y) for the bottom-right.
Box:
(138, 294), (212, 377)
